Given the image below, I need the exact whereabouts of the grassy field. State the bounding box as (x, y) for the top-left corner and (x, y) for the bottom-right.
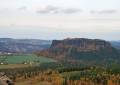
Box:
(0, 54), (55, 69)
(0, 64), (31, 69)
(0, 54), (55, 64)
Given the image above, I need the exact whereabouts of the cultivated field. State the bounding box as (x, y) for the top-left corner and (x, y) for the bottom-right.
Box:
(0, 54), (55, 69)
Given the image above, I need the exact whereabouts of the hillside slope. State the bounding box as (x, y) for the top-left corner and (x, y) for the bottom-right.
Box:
(110, 41), (120, 49)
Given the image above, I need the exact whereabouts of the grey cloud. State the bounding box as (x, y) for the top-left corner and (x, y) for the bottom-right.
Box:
(0, 8), (11, 15)
(36, 5), (81, 14)
(91, 9), (117, 14)
(36, 5), (59, 14)
(17, 6), (27, 10)
(36, 10), (51, 14)
(61, 8), (81, 14)
(0, 7), (27, 13)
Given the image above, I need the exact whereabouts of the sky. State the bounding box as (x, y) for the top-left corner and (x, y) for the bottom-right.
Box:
(0, 0), (120, 40)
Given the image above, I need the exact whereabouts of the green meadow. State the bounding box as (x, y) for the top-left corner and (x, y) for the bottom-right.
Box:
(0, 54), (55, 69)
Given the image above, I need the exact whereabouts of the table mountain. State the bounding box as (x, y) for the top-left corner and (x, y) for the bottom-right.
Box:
(37, 38), (120, 65)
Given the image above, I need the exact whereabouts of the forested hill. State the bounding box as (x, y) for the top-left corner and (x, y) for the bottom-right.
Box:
(37, 38), (120, 65)
(0, 38), (51, 53)
(110, 41), (120, 49)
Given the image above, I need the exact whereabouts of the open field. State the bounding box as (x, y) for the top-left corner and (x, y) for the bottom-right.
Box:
(0, 54), (55, 64)
(0, 64), (32, 69)
(0, 54), (55, 69)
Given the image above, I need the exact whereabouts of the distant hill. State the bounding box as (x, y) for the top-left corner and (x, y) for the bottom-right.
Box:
(37, 38), (120, 66)
(0, 38), (51, 53)
(110, 41), (120, 49)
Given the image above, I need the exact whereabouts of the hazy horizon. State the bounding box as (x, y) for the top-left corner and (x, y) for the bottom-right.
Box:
(0, 26), (119, 41)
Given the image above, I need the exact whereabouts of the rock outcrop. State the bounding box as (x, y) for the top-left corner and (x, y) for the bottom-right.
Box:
(0, 72), (14, 85)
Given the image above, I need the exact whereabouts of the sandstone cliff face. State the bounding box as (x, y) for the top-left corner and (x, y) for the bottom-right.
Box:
(38, 38), (120, 65)
(51, 38), (112, 51)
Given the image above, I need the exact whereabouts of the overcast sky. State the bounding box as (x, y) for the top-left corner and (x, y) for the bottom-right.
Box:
(0, 0), (120, 40)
